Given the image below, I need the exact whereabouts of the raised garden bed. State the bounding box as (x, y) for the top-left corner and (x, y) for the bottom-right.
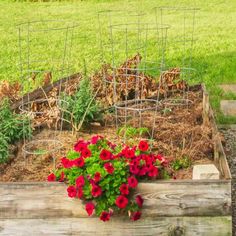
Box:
(0, 84), (232, 235)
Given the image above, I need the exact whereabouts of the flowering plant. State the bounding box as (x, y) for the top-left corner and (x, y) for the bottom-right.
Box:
(48, 135), (168, 221)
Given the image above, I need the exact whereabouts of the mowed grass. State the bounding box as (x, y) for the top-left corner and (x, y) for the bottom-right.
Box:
(0, 0), (236, 123)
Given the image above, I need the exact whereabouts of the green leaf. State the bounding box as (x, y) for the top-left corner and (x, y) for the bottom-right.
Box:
(67, 150), (80, 160)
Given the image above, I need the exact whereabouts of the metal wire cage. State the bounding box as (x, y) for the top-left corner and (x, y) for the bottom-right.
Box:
(98, 16), (169, 141)
(18, 20), (78, 161)
(153, 7), (199, 108)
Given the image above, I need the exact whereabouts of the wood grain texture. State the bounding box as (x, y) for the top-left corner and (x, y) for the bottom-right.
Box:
(0, 216), (231, 236)
(0, 180), (231, 219)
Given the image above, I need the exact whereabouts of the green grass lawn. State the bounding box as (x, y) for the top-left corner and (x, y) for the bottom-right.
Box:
(0, 0), (236, 123)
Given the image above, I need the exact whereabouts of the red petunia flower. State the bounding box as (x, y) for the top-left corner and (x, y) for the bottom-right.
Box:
(67, 186), (77, 198)
(76, 175), (85, 187)
(107, 141), (116, 150)
(143, 154), (153, 165)
(115, 195), (129, 209)
(94, 172), (101, 183)
(91, 135), (103, 144)
(130, 158), (140, 166)
(47, 173), (56, 182)
(139, 166), (148, 176)
(138, 140), (149, 152)
(156, 155), (168, 166)
(74, 140), (87, 152)
(128, 176), (138, 188)
(135, 195), (144, 208)
(81, 148), (91, 158)
(61, 157), (73, 168)
(131, 211), (141, 221)
(59, 172), (65, 182)
(91, 185), (102, 197)
(119, 183), (129, 195)
(104, 162), (114, 174)
(73, 157), (85, 168)
(155, 154), (163, 161)
(89, 178), (96, 186)
(122, 147), (135, 159)
(129, 165), (140, 175)
(100, 211), (110, 222)
(148, 165), (159, 177)
(85, 202), (95, 216)
(100, 149), (112, 160)
(77, 188), (83, 199)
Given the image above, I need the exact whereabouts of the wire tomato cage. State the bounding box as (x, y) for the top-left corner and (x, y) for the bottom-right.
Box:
(17, 20), (78, 165)
(98, 7), (199, 143)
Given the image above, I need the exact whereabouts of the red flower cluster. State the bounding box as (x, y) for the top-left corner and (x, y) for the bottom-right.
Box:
(49, 136), (168, 222)
(122, 146), (135, 159)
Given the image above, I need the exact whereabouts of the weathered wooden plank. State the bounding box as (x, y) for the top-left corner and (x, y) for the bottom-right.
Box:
(202, 83), (210, 126)
(202, 84), (231, 179)
(136, 180), (231, 217)
(0, 180), (231, 219)
(0, 216), (231, 236)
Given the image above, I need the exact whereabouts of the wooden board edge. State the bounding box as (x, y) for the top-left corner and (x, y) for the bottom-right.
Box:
(0, 178), (231, 186)
(201, 83), (232, 180)
(0, 216), (232, 236)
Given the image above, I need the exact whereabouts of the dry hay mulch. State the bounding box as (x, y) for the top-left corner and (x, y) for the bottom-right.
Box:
(0, 127), (120, 182)
(123, 89), (214, 162)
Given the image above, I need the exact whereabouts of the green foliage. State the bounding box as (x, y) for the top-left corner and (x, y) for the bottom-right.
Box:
(0, 134), (9, 163)
(159, 168), (171, 180)
(162, 107), (172, 115)
(117, 126), (149, 138)
(171, 156), (192, 171)
(0, 99), (32, 163)
(33, 149), (48, 155)
(63, 78), (102, 129)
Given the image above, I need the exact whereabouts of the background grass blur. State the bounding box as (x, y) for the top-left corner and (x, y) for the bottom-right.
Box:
(0, 0), (235, 123)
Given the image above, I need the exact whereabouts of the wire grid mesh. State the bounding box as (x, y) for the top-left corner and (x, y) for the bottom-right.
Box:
(99, 11), (169, 141)
(154, 7), (199, 107)
(98, 10), (146, 65)
(18, 20), (78, 161)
